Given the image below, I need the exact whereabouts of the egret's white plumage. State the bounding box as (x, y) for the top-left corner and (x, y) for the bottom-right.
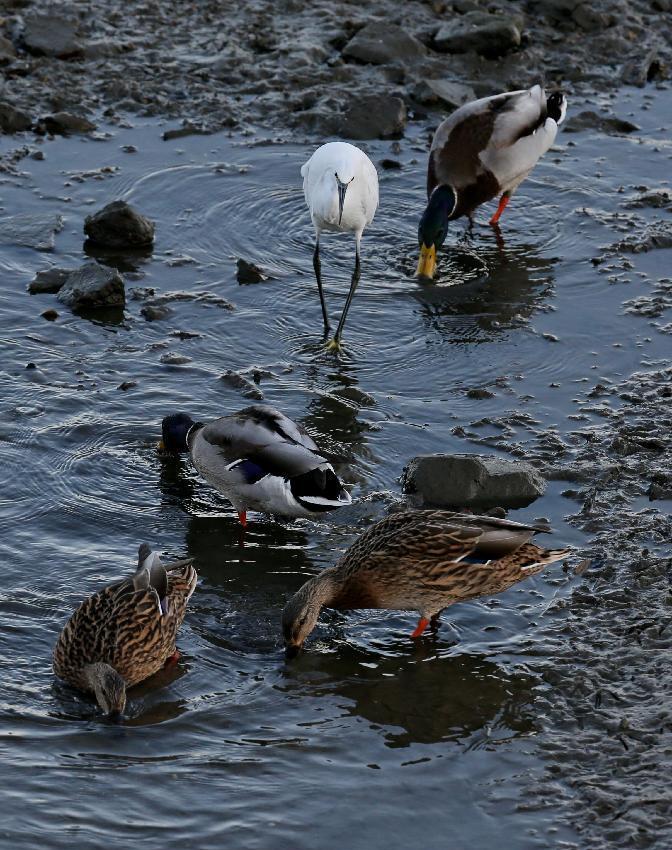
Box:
(301, 142), (379, 348)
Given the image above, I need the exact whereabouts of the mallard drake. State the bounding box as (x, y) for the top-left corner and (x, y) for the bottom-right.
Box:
(302, 141), (379, 350)
(160, 404), (352, 526)
(417, 84), (567, 278)
(53, 544), (197, 716)
(282, 510), (570, 655)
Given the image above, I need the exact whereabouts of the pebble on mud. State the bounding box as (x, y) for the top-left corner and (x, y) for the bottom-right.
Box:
(0, 102), (32, 133)
(57, 261), (125, 309)
(84, 200), (155, 249)
(338, 94), (406, 140)
(236, 259), (270, 284)
(433, 12), (521, 58)
(23, 8), (83, 58)
(220, 370), (264, 400)
(402, 454), (546, 509)
(36, 112), (96, 136)
(342, 22), (426, 65)
(141, 304), (172, 321)
(28, 267), (72, 294)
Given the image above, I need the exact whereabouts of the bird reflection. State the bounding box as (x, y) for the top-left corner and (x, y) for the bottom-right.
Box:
(282, 645), (536, 748)
(412, 238), (558, 339)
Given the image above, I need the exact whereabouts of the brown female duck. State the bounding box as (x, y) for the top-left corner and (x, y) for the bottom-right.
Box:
(53, 544), (197, 716)
(282, 511), (570, 655)
(417, 84), (567, 279)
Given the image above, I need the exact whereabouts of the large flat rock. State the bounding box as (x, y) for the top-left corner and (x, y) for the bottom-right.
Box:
(23, 8), (82, 58)
(0, 213), (64, 251)
(343, 22), (425, 65)
(338, 94), (406, 140)
(434, 12), (521, 58)
(84, 200), (155, 249)
(402, 454), (546, 509)
(57, 261), (125, 309)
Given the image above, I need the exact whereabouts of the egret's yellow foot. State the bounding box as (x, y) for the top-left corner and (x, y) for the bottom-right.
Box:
(325, 337), (342, 352)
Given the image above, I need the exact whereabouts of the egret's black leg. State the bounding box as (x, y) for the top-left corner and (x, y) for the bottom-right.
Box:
(313, 238), (330, 333)
(329, 239), (361, 350)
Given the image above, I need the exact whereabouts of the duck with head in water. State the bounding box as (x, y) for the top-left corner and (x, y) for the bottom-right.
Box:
(282, 510), (571, 656)
(53, 544), (197, 717)
(417, 84), (567, 279)
(160, 405), (351, 526)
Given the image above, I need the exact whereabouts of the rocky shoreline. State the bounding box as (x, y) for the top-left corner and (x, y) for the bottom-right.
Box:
(1, 0), (670, 143)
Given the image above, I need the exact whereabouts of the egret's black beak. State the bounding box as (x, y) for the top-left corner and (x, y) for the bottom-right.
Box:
(335, 174), (353, 226)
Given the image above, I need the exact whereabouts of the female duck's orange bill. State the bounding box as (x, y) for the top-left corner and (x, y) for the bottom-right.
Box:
(416, 244), (436, 279)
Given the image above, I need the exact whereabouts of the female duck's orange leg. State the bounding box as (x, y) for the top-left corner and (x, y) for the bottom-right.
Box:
(411, 617), (430, 638)
(490, 193), (510, 225)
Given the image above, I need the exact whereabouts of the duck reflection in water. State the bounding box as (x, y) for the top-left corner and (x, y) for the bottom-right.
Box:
(282, 644), (536, 748)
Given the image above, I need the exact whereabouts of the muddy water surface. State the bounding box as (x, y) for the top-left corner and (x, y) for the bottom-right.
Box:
(1, 87), (671, 849)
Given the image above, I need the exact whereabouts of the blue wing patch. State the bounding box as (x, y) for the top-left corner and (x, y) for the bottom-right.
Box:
(231, 458), (268, 484)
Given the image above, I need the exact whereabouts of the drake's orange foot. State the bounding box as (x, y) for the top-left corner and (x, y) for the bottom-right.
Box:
(165, 650), (180, 666)
(490, 194), (510, 225)
(411, 617), (430, 639)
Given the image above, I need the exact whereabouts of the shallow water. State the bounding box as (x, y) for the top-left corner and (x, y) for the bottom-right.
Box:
(1, 87), (671, 849)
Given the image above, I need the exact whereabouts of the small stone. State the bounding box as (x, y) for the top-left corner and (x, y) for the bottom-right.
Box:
(23, 9), (83, 58)
(565, 111), (640, 135)
(342, 22), (425, 65)
(339, 94), (406, 140)
(57, 261), (125, 309)
(38, 112), (96, 135)
(118, 380), (137, 391)
(28, 267), (72, 294)
(402, 454), (546, 509)
(165, 255), (197, 267)
(434, 12), (521, 58)
(162, 122), (212, 141)
(415, 79), (476, 109)
(141, 304), (172, 321)
(41, 309), (58, 321)
(236, 258), (270, 284)
(0, 36), (16, 63)
(30, 150), (45, 161)
(542, 332), (559, 342)
(84, 200), (155, 249)
(220, 370), (264, 400)
(380, 158), (402, 170)
(0, 102), (32, 133)
(122, 144), (137, 153)
(621, 50), (664, 88)
(466, 388), (494, 399)
(160, 353), (192, 365)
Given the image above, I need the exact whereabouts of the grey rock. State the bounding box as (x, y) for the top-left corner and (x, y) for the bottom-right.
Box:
(0, 213), (64, 251)
(160, 352), (192, 365)
(0, 36), (16, 63)
(621, 51), (662, 87)
(41, 309), (59, 321)
(162, 122), (212, 141)
(141, 304), (173, 321)
(23, 9), (82, 58)
(564, 111), (639, 135)
(0, 102), (32, 133)
(415, 79), (476, 109)
(342, 22), (425, 65)
(84, 200), (155, 248)
(118, 380), (137, 391)
(237, 258), (269, 284)
(28, 267), (72, 294)
(57, 262), (125, 309)
(338, 94), (406, 140)
(402, 453), (546, 509)
(220, 370), (264, 400)
(38, 112), (96, 135)
(434, 12), (521, 58)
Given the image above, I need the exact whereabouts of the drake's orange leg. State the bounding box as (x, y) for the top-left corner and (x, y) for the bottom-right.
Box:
(490, 194), (510, 225)
(238, 511), (247, 527)
(411, 617), (430, 638)
(165, 650), (180, 666)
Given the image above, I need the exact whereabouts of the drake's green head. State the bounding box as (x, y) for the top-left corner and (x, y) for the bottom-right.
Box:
(417, 185), (457, 279)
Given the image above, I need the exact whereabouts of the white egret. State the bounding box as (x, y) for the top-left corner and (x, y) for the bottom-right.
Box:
(301, 141), (379, 350)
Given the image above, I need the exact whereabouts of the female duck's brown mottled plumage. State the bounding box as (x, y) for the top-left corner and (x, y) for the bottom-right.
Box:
(53, 544), (197, 715)
(282, 511), (570, 654)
